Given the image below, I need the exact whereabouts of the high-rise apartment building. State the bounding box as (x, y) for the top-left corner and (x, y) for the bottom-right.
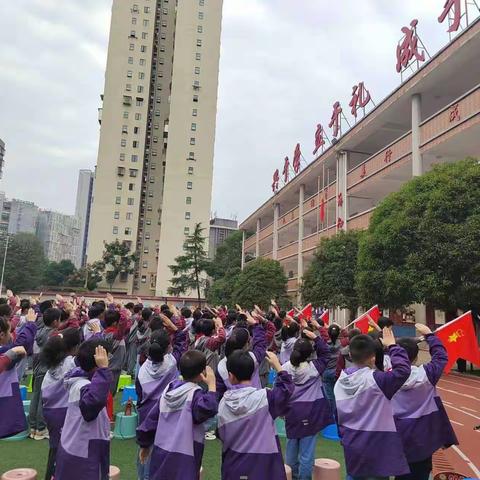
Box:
(208, 217), (238, 259)
(8, 199), (39, 235)
(75, 169), (94, 268)
(87, 0), (223, 296)
(0, 139), (5, 180)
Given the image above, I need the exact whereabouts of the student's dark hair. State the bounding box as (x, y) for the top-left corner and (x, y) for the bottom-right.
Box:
(199, 318), (215, 336)
(226, 350), (255, 382)
(278, 310), (287, 319)
(317, 319), (325, 327)
(41, 335), (68, 369)
(142, 308), (153, 322)
(160, 304), (170, 313)
(201, 311), (214, 320)
(104, 310), (120, 328)
(20, 299), (31, 312)
(0, 316), (9, 334)
(265, 311), (276, 322)
(133, 304), (143, 314)
(149, 330), (170, 363)
(397, 337), (419, 363)
(39, 300), (53, 314)
(348, 328), (362, 341)
(150, 316), (165, 332)
(0, 297), (6, 305)
(281, 321), (300, 341)
(181, 307), (192, 319)
(163, 310), (174, 320)
(76, 338), (110, 372)
(0, 304), (12, 317)
(193, 309), (203, 321)
(350, 334), (377, 364)
(61, 328), (82, 353)
(93, 300), (106, 309)
(125, 302), (135, 311)
(328, 324), (341, 344)
(88, 304), (105, 320)
(378, 317), (394, 330)
(225, 309), (237, 327)
(43, 308), (62, 327)
(290, 338), (314, 367)
(60, 309), (70, 322)
(225, 328), (250, 357)
(179, 350), (206, 381)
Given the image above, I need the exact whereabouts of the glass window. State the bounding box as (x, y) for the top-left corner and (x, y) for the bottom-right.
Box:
(126, 212), (133, 220)
(115, 197), (121, 205)
(199, 0), (204, 5)
(144, 6), (150, 13)
(141, 45), (147, 53)
(199, 12), (204, 19)
(129, 44), (135, 51)
(122, 125), (128, 133)
(184, 227), (190, 235)
(117, 182), (122, 190)
(129, 183), (134, 191)
(134, 126), (139, 134)
(192, 109), (197, 116)
(186, 197), (192, 204)
(141, 276), (147, 283)
(130, 169), (138, 177)
(113, 226), (118, 234)
(142, 32), (148, 39)
(121, 139), (127, 147)
(187, 181), (193, 190)
(195, 66), (200, 74)
(128, 57), (134, 64)
(143, 19), (149, 27)
(191, 123), (197, 131)
(126, 84), (131, 91)
(197, 25), (203, 33)
(120, 153), (125, 161)
(117, 166), (125, 176)
(135, 113), (141, 120)
(133, 140), (139, 148)
(185, 212), (191, 220)
(188, 166), (194, 174)
(196, 39), (202, 47)
(137, 85), (144, 93)
(125, 227), (132, 235)
(188, 152), (195, 160)
(123, 111), (129, 119)
(196, 52), (201, 61)
(114, 211), (120, 219)
(127, 70), (133, 78)
(132, 17), (137, 24)
(193, 95), (198, 102)
(190, 138), (195, 145)
(128, 198), (134, 205)
(142, 261), (148, 268)
(139, 58), (146, 66)
(139, 72), (145, 79)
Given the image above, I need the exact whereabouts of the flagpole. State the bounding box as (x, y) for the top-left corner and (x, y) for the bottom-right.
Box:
(316, 176), (320, 234)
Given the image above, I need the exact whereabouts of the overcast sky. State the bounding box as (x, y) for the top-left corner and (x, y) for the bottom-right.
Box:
(0, 1), (461, 221)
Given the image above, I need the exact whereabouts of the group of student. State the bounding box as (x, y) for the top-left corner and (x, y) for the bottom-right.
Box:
(0, 293), (459, 480)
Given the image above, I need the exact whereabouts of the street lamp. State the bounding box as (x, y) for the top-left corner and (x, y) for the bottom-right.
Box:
(0, 234), (10, 296)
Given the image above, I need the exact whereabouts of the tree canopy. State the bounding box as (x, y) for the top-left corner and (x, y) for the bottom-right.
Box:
(168, 223), (209, 302)
(232, 258), (288, 310)
(43, 260), (76, 286)
(302, 230), (363, 312)
(356, 158), (480, 311)
(102, 240), (138, 291)
(205, 230), (244, 281)
(4, 233), (46, 292)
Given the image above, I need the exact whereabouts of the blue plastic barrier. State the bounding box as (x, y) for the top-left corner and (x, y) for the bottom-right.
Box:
(121, 385), (138, 406)
(19, 385), (27, 401)
(321, 423), (340, 441)
(268, 368), (277, 386)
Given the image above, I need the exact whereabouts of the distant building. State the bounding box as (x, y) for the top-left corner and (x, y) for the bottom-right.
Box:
(0, 139), (5, 179)
(37, 211), (80, 264)
(74, 169), (94, 268)
(0, 192), (10, 240)
(209, 217), (238, 259)
(8, 199), (39, 235)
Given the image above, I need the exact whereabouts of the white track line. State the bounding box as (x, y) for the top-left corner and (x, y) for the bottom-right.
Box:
(437, 386), (480, 402)
(452, 445), (480, 478)
(450, 420), (464, 426)
(444, 403), (480, 420)
(442, 378), (480, 390)
(462, 406), (478, 413)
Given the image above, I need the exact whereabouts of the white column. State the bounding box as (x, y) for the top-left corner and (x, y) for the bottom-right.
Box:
(297, 185), (305, 304)
(255, 218), (261, 258)
(412, 93), (423, 177)
(241, 230), (245, 270)
(272, 203), (280, 260)
(336, 151), (348, 231)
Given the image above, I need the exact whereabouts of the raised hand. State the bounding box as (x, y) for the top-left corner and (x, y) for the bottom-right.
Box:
(266, 351), (283, 372)
(380, 327), (396, 348)
(26, 308), (37, 323)
(11, 346), (27, 357)
(94, 345), (109, 368)
(302, 329), (316, 340)
(415, 323), (432, 336)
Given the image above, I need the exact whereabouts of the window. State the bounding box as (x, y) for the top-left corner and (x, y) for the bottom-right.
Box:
(139, 58), (146, 66)
(193, 95), (199, 102)
(190, 138), (196, 145)
(143, 19), (149, 27)
(129, 183), (134, 191)
(146, 219), (151, 225)
(141, 45), (147, 53)
(159, 57), (165, 65)
(192, 108), (197, 116)
(148, 191), (154, 198)
(199, 0), (205, 5)
(199, 12), (204, 19)
(130, 168), (138, 177)
(120, 153), (126, 161)
(123, 111), (129, 119)
(134, 126), (139, 134)
(191, 123), (197, 131)
(142, 32), (148, 39)
(121, 139), (127, 147)
(122, 125), (128, 133)
(197, 25), (203, 33)
(125, 228), (132, 235)
(115, 196), (121, 205)
(185, 212), (191, 220)
(195, 66), (200, 74)
(149, 176), (155, 183)
(127, 70), (133, 78)
(193, 80), (200, 88)
(153, 137), (158, 143)
(143, 247), (149, 254)
(162, 8), (168, 14)
(126, 212), (133, 220)
(151, 162), (156, 169)
(114, 211), (120, 219)
(128, 57), (133, 64)
(133, 140), (139, 148)
(160, 45), (166, 52)
(139, 72), (145, 79)
(131, 154), (138, 162)
(128, 198), (134, 206)
(126, 84), (132, 91)
(120, 271), (128, 282)
(135, 113), (141, 120)
(117, 182), (122, 190)
(129, 43), (134, 51)
(113, 226), (119, 234)
(142, 261), (148, 268)
(137, 85), (144, 93)
(196, 39), (202, 47)
(145, 232), (151, 239)
(184, 227), (190, 235)
(161, 33), (166, 40)
(132, 17), (137, 25)
(147, 205), (153, 211)
(144, 6), (150, 13)
(187, 181), (193, 189)
(117, 166), (125, 176)
(158, 71), (164, 78)
(188, 152), (195, 160)
(155, 110), (160, 116)
(188, 166), (194, 175)
(157, 84), (162, 91)
(186, 196), (192, 205)
(196, 52), (201, 61)
(162, 21), (167, 27)
(141, 276), (147, 283)
(136, 98), (143, 106)
(130, 30), (136, 38)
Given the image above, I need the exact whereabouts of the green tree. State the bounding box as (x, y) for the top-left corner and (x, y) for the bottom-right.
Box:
(205, 230), (245, 280)
(232, 258), (288, 310)
(3, 233), (46, 292)
(67, 261), (105, 291)
(206, 270), (241, 307)
(356, 158), (480, 311)
(44, 259), (77, 286)
(168, 223), (209, 302)
(102, 240), (138, 291)
(301, 230), (363, 313)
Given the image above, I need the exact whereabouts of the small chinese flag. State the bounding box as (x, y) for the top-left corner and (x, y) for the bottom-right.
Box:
(299, 303), (313, 321)
(435, 311), (480, 374)
(287, 309), (295, 318)
(354, 305), (381, 334)
(320, 310), (329, 326)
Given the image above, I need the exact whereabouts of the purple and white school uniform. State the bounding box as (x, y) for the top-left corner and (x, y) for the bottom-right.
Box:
(0, 322), (37, 439)
(334, 345), (411, 478)
(392, 335), (458, 463)
(137, 380), (218, 480)
(55, 367), (112, 480)
(282, 336), (332, 439)
(216, 325), (267, 400)
(41, 356), (76, 449)
(280, 337), (297, 364)
(136, 330), (186, 425)
(218, 371), (294, 480)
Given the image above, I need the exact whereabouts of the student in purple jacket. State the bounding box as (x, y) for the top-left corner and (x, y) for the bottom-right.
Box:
(218, 350), (294, 480)
(393, 324), (458, 480)
(334, 328), (411, 480)
(0, 311), (37, 439)
(283, 328), (333, 480)
(41, 329), (81, 480)
(216, 312), (267, 401)
(135, 317), (187, 480)
(137, 350), (218, 480)
(55, 340), (112, 480)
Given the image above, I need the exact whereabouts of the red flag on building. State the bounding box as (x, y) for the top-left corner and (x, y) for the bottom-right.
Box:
(320, 310), (329, 326)
(354, 305), (381, 334)
(435, 311), (480, 374)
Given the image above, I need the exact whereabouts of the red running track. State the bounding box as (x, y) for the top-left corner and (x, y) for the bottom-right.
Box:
(436, 372), (480, 478)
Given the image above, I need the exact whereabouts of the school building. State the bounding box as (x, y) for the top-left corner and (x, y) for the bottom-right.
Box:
(240, 14), (480, 325)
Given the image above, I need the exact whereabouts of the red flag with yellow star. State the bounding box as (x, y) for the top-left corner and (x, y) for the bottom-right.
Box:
(435, 311), (480, 374)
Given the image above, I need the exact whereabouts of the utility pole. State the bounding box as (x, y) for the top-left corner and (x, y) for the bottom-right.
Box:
(0, 235), (10, 296)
